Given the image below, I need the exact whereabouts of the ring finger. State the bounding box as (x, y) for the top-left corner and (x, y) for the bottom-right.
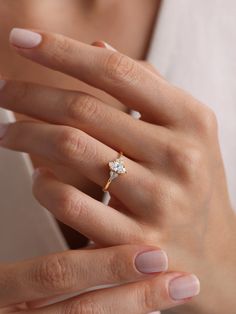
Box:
(0, 120), (149, 210)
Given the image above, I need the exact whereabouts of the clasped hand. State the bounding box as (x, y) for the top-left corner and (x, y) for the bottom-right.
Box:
(0, 28), (235, 314)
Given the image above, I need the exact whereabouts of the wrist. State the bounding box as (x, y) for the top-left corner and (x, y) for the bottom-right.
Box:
(194, 210), (236, 314)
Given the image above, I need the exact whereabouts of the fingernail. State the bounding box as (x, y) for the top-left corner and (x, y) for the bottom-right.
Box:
(32, 168), (51, 181)
(135, 250), (168, 273)
(0, 80), (6, 90)
(95, 40), (117, 51)
(103, 42), (116, 51)
(32, 168), (44, 181)
(9, 28), (42, 49)
(169, 274), (200, 300)
(0, 123), (9, 140)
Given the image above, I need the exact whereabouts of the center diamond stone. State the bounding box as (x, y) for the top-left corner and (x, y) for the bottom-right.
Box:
(109, 158), (127, 174)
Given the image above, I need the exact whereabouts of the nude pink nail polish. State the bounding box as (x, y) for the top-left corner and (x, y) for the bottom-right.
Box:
(135, 250), (168, 273)
(169, 274), (200, 300)
(103, 42), (116, 51)
(9, 28), (42, 49)
(92, 40), (117, 51)
(32, 168), (41, 181)
(32, 168), (50, 181)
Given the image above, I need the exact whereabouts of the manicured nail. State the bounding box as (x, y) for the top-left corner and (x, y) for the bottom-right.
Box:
(32, 168), (41, 181)
(32, 168), (51, 181)
(135, 250), (168, 273)
(169, 274), (200, 300)
(103, 42), (117, 51)
(95, 40), (117, 51)
(0, 123), (9, 140)
(0, 80), (6, 90)
(9, 28), (42, 49)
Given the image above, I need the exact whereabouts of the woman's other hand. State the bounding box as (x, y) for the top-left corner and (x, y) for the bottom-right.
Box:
(0, 244), (199, 313)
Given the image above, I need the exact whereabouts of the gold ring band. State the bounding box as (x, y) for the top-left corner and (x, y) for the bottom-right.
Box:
(103, 152), (127, 192)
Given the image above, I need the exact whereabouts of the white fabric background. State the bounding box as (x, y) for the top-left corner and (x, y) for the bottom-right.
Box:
(0, 109), (68, 262)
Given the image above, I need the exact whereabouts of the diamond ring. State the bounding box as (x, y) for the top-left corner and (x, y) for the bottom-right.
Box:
(103, 152), (127, 192)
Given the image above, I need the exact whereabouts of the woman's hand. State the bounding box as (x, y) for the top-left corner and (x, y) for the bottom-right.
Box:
(0, 28), (235, 313)
(0, 244), (194, 313)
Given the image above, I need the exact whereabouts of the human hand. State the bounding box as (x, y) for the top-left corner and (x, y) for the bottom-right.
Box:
(0, 244), (193, 313)
(1, 28), (235, 313)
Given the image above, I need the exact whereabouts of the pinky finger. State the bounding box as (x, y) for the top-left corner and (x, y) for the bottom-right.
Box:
(23, 272), (200, 314)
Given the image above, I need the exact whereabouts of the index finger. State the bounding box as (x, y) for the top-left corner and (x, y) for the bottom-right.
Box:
(0, 245), (168, 308)
(9, 28), (194, 125)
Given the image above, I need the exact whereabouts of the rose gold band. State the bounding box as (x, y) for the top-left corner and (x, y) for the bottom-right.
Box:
(103, 152), (126, 192)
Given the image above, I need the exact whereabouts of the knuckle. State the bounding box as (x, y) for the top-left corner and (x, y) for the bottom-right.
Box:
(194, 106), (218, 136)
(104, 52), (138, 85)
(105, 251), (130, 282)
(63, 298), (102, 314)
(61, 190), (90, 228)
(66, 93), (111, 128)
(57, 188), (84, 220)
(56, 128), (85, 161)
(138, 281), (157, 311)
(78, 94), (100, 120)
(65, 95), (81, 122)
(57, 188), (75, 213)
(66, 93), (100, 123)
(33, 254), (73, 292)
(51, 36), (73, 66)
(181, 146), (203, 169)
(12, 82), (30, 104)
(168, 141), (204, 181)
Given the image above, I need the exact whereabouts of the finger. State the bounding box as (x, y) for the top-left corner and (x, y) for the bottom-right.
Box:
(92, 40), (162, 76)
(0, 244), (168, 308)
(0, 80), (168, 161)
(24, 273), (200, 314)
(8, 28), (202, 126)
(0, 121), (149, 211)
(32, 169), (143, 245)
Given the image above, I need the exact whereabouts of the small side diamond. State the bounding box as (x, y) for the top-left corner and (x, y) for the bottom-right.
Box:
(109, 171), (118, 181)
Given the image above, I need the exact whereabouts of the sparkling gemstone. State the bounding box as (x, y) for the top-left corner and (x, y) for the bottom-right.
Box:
(109, 171), (118, 180)
(109, 158), (126, 174)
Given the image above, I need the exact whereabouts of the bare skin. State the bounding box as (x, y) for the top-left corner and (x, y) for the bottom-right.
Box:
(0, 0), (161, 246)
(1, 2), (236, 313)
(0, 0), (160, 188)
(1, 27), (236, 313)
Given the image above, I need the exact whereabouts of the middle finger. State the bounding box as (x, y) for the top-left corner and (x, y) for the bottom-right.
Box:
(0, 80), (168, 161)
